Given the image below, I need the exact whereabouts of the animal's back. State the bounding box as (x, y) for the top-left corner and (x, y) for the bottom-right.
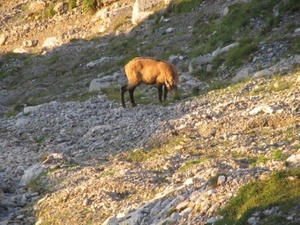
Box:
(124, 57), (175, 84)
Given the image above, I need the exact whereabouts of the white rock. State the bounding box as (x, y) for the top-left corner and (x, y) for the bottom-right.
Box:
(287, 216), (293, 220)
(42, 37), (61, 50)
(294, 28), (300, 33)
(23, 105), (43, 114)
(286, 154), (300, 165)
(54, 2), (65, 13)
(212, 42), (238, 57)
(86, 57), (118, 68)
(249, 105), (275, 115)
(131, 0), (160, 24)
(206, 217), (218, 223)
(166, 27), (175, 33)
(13, 48), (28, 54)
(223, 6), (229, 16)
(263, 209), (272, 216)
(28, 0), (46, 13)
(92, 8), (109, 22)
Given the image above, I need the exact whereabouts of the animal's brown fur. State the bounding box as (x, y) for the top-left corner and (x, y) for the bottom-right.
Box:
(120, 57), (179, 107)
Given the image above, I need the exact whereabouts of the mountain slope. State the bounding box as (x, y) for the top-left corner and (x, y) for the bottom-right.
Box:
(1, 0), (300, 224)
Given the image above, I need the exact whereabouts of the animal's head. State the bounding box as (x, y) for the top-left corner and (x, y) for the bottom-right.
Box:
(165, 78), (178, 95)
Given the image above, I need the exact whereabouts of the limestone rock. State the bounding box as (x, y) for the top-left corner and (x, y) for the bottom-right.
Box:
(19, 164), (46, 187)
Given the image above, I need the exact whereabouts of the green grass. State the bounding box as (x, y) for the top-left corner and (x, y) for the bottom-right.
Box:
(43, 4), (56, 18)
(225, 41), (259, 68)
(122, 147), (170, 163)
(189, 0), (285, 59)
(271, 148), (287, 161)
(165, 0), (204, 15)
(250, 155), (268, 167)
(279, 0), (300, 14)
(179, 159), (203, 172)
(82, 0), (97, 13)
(216, 168), (300, 225)
(68, 0), (77, 10)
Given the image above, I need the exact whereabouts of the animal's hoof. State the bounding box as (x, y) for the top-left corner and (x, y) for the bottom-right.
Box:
(131, 103), (137, 107)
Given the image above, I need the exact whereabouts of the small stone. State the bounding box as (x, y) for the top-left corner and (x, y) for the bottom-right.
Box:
(184, 178), (193, 185)
(206, 217), (218, 223)
(247, 217), (256, 224)
(23, 40), (38, 47)
(217, 175), (226, 185)
(166, 27), (175, 33)
(263, 209), (272, 216)
(287, 216), (293, 220)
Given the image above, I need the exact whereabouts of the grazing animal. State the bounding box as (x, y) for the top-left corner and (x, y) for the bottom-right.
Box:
(120, 57), (179, 108)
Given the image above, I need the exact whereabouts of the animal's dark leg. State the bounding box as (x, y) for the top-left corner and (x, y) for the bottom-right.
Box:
(129, 87), (137, 107)
(163, 85), (168, 101)
(121, 85), (128, 108)
(157, 84), (163, 102)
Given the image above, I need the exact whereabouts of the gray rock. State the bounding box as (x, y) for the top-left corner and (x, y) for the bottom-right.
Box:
(166, 27), (175, 33)
(232, 66), (255, 82)
(19, 164), (46, 187)
(89, 76), (115, 92)
(247, 217), (257, 224)
(86, 57), (118, 68)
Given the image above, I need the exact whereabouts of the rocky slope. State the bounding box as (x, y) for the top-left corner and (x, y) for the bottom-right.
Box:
(1, 0), (300, 225)
(1, 68), (300, 224)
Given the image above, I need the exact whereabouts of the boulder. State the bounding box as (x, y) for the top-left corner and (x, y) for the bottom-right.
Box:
(42, 37), (62, 50)
(19, 164), (46, 187)
(28, 1), (47, 13)
(132, 0), (162, 24)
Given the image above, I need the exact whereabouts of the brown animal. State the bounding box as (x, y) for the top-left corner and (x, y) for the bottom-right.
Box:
(120, 57), (179, 108)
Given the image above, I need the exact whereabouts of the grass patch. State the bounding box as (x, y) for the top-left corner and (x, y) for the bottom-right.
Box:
(225, 41), (259, 68)
(216, 168), (300, 225)
(122, 147), (170, 163)
(165, 0), (204, 15)
(250, 155), (269, 167)
(47, 53), (62, 65)
(43, 4), (56, 18)
(68, 0), (77, 10)
(26, 172), (50, 194)
(179, 158), (206, 172)
(189, 0), (284, 61)
(278, 0), (300, 14)
(64, 91), (97, 102)
(288, 36), (300, 55)
(271, 148), (287, 161)
(82, 0), (97, 13)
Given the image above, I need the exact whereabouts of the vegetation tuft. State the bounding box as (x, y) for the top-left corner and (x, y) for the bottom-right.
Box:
(216, 168), (300, 225)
